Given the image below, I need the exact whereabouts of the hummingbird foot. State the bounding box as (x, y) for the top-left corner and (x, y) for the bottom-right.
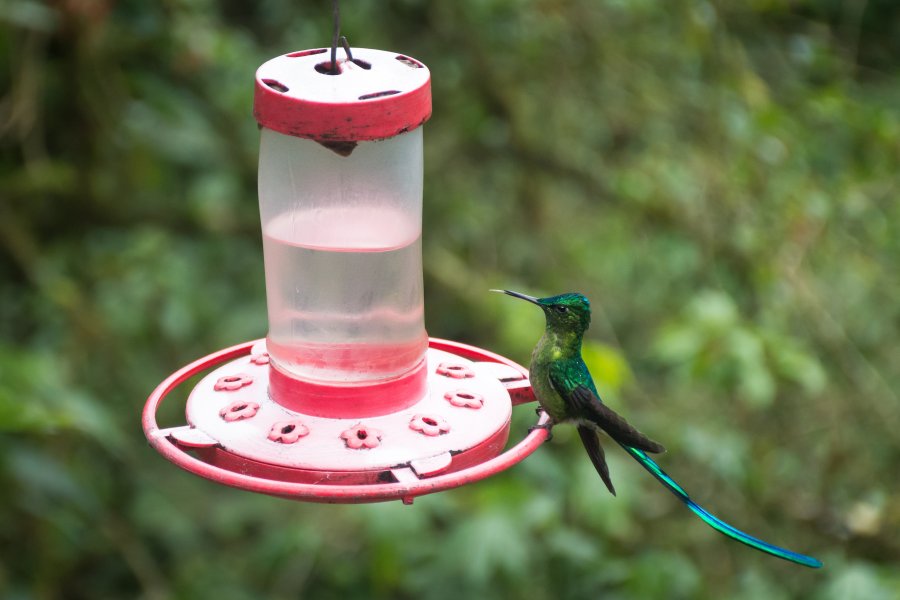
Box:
(527, 422), (553, 442)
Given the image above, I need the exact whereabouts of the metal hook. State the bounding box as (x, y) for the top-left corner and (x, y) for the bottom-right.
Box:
(340, 36), (354, 62)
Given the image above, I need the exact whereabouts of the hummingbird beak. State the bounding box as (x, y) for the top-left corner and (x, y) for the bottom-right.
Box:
(491, 289), (541, 305)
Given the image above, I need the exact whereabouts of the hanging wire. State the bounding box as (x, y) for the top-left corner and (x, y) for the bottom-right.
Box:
(329, 0), (355, 73)
(330, 0), (341, 74)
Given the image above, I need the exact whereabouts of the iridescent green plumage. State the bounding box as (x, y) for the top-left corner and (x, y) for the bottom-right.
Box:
(496, 289), (822, 569)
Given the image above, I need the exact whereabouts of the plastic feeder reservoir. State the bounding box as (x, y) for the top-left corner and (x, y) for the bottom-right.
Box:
(143, 48), (548, 503)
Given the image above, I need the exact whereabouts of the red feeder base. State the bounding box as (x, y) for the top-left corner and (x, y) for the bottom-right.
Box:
(143, 338), (548, 503)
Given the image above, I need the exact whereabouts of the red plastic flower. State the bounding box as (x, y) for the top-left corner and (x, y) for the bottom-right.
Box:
(436, 362), (475, 379)
(250, 353), (270, 366)
(214, 373), (254, 391)
(341, 424), (383, 449)
(219, 400), (260, 422)
(409, 414), (450, 436)
(444, 389), (484, 409)
(268, 420), (309, 444)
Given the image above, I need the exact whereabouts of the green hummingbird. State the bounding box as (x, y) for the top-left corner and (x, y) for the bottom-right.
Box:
(496, 289), (822, 569)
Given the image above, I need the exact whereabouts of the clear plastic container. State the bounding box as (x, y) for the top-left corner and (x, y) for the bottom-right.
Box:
(258, 127), (427, 383)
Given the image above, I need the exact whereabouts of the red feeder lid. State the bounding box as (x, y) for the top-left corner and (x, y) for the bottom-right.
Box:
(253, 48), (432, 142)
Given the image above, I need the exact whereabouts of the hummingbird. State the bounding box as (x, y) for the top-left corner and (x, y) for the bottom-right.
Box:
(495, 289), (822, 569)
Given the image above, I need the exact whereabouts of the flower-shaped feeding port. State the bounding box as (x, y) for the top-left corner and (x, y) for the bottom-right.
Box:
(409, 414), (450, 437)
(268, 420), (309, 444)
(445, 389), (484, 409)
(219, 400), (260, 422)
(341, 424), (383, 450)
(250, 353), (270, 366)
(436, 362), (475, 379)
(214, 373), (254, 391)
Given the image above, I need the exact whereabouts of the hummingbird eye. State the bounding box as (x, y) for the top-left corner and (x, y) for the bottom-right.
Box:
(555, 305), (568, 314)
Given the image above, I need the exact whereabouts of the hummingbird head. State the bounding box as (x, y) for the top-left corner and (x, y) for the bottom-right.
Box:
(493, 290), (592, 334)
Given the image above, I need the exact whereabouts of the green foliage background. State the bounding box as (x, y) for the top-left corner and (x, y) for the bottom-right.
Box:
(2, 0), (899, 598)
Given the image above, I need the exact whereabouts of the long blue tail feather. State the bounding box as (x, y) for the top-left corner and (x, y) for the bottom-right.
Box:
(621, 445), (823, 568)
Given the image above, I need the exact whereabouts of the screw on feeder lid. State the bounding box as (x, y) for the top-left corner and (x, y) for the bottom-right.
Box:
(253, 48), (432, 144)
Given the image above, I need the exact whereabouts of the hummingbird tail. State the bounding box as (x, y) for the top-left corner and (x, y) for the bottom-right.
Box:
(577, 425), (616, 496)
(620, 444), (823, 569)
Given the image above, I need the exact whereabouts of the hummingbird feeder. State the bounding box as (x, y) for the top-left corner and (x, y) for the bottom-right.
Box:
(142, 33), (550, 503)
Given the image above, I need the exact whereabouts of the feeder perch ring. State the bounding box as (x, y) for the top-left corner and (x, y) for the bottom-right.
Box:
(143, 338), (548, 504)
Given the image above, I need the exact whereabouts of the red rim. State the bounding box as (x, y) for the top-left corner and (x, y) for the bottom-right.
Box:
(143, 338), (547, 503)
(253, 48), (432, 142)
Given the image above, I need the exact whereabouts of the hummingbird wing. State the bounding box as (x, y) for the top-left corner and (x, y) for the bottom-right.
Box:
(620, 445), (823, 569)
(566, 385), (666, 453)
(577, 425), (616, 496)
(549, 359), (666, 453)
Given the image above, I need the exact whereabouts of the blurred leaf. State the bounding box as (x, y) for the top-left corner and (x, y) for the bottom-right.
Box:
(681, 424), (750, 483)
(820, 563), (899, 600)
(0, 346), (118, 447)
(444, 509), (531, 586)
(2, 0), (59, 32)
(654, 289), (828, 408)
(582, 341), (633, 396)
